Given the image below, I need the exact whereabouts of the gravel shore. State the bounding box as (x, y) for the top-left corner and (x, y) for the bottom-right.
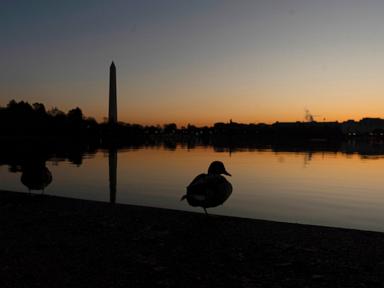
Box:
(1, 190), (384, 288)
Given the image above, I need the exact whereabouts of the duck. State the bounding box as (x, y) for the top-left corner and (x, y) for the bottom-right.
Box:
(181, 161), (233, 214)
(21, 164), (52, 194)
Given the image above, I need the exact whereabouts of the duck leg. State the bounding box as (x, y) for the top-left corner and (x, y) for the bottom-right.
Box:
(203, 208), (208, 215)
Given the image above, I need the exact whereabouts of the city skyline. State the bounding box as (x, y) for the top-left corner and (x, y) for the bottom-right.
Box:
(2, 1), (384, 126)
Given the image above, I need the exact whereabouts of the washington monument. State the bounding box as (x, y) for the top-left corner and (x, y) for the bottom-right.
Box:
(109, 62), (117, 123)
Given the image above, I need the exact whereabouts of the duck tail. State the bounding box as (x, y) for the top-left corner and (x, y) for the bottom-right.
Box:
(180, 194), (187, 201)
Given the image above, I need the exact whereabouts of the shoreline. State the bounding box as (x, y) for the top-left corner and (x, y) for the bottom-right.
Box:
(1, 189), (384, 287)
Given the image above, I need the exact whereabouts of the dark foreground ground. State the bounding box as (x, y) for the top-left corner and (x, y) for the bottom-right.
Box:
(1, 190), (384, 288)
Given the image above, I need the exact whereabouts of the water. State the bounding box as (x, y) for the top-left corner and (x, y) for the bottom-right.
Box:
(2, 145), (384, 232)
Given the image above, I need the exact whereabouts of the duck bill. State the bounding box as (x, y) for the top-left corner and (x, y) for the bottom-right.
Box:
(223, 171), (232, 176)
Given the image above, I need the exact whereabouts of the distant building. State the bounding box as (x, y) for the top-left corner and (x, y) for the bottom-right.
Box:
(272, 121), (341, 139)
(341, 118), (384, 135)
(108, 62), (117, 123)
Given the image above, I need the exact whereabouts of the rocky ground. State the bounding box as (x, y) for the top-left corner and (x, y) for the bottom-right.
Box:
(1, 190), (384, 288)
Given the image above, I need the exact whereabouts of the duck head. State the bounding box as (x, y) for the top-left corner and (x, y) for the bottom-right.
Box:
(208, 161), (231, 176)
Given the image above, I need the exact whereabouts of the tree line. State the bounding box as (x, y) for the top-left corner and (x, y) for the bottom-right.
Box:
(4, 99), (384, 145)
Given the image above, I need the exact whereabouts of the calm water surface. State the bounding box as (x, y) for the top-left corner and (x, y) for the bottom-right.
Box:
(2, 146), (384, 232)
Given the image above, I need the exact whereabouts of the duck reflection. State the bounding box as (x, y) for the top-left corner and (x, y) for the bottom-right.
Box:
(20, 160), (52, 193)
(109, 148), (117, 203)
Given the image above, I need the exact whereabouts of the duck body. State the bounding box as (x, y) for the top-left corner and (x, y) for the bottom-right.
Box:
(21, 164), (52, 192)
(185, 173), (232, 208)
(181, 161), (233, 212)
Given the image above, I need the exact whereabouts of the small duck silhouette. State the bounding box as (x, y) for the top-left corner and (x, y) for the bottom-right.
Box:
(21, 164), (52, 193)
(181, 161), (233, 215)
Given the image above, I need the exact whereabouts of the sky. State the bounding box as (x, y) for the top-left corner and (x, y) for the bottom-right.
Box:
(1, 0), (384, 126)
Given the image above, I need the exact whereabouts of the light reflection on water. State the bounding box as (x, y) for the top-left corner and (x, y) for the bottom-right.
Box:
(2, 146), (384, 232)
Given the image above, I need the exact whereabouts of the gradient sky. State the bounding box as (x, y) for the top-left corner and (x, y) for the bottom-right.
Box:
(1, 0), (384, 126)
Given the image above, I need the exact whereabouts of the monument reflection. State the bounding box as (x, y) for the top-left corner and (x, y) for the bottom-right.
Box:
(109, 148), (117, 203)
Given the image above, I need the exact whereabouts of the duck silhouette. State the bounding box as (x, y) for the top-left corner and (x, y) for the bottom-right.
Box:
(181, 161), (233, 214)
(21, 163), (52, 193)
